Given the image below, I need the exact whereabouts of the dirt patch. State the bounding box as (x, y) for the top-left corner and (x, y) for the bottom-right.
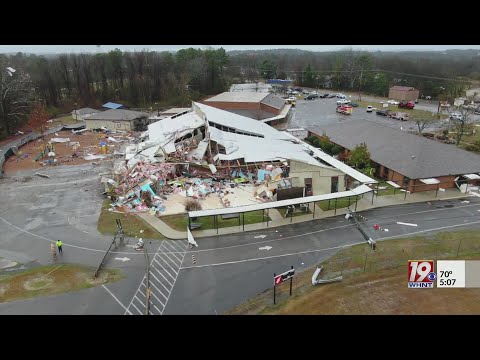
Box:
(3, 130), (116, 175)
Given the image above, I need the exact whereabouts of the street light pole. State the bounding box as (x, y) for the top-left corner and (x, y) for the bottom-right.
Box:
(74, 103), (78, 121)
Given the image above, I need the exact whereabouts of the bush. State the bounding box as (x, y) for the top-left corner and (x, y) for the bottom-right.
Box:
(465, 144), (480, 152)
(184, 198), (202, 212)
(330, 144), (343, 156)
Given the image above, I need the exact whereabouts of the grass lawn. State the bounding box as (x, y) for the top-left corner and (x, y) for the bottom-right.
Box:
(375, 180), (403, 196)
(161, 210), (271, 231)
(227, 230), (480, 315)
(47, 115), (78, 129)
(0, 264), (122, 304)
(316, 196), (360, 211)
(355, 100), (448, 120)
(97, 200), (165, 239)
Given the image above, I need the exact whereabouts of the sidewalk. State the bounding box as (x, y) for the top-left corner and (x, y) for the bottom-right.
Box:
(139, 189), (472, 240)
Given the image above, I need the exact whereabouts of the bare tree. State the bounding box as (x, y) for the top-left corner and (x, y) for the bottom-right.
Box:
(0, 58), (35, 137)
(415, 115), (435, 135)
(447, 106), (476, 145)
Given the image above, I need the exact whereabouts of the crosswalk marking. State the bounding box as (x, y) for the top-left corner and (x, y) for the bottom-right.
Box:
(125, 240), (188, 315)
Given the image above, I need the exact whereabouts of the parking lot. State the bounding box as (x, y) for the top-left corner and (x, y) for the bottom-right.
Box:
(285, 91), (480, 135)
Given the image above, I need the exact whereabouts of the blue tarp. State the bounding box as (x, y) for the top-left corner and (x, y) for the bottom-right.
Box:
(102, 102), (125, 109)
(257, 169), (272, 181)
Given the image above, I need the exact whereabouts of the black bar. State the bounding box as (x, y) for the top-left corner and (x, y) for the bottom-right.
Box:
(216, 215), (218, 234)
(267, 209), (269, 227)
(436, 184), (439, 197)
(354, 198), (358, 212)
(404, 188), (407, 200)
(348, 196), (351, 207)
(334, 197), (338, 215)
(262, 209), (265, 223)
(238, 213), (241, 226)
(291, 207), (293, 223)
(371, 187), (375, 205)
(328, 199), (331, 210)
(273, 273), (276, 305)
(188, 216), (191, 230)
(313, 202), (315, 219)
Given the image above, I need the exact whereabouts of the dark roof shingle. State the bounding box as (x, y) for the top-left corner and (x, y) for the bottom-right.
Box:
(309, 120), (480, 179)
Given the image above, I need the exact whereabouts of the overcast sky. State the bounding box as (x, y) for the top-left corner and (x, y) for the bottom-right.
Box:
(1, 45), (480, 54)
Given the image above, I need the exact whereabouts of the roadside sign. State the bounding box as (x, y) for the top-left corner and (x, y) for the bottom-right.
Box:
(273, 268), (295, 286)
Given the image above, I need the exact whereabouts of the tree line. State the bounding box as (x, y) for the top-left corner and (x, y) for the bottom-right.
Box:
(2, 47), (480, 139)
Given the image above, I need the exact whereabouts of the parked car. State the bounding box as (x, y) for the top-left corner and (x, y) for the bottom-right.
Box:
(389, 112), (409, 121)
(414, 99), (419, 104)
(376, 110), (391, 116)
(336, 93), (346, 99)
(348, 102), (359, 107)
(336, 99), (349, 105)
(398, 101), (415, 109)
(304, 94), (318, 100)
(449, 113), (463, 120)
(327, 94), (336, 98)
(320, 93), (329, 98)
(387, 100), (399, 105)
(302, 89), (309, 94)
(366, 105), (373, 112)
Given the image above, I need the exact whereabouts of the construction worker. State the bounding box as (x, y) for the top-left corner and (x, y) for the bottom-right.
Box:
(56, 239), (63, 254)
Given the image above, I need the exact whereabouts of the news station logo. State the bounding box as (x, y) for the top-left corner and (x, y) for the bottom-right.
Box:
(408, 260), (436, 288)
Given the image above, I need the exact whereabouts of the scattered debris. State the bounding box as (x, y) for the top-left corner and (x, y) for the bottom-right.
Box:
(35, 172), (50, 178)
(311, 267), (342, 285)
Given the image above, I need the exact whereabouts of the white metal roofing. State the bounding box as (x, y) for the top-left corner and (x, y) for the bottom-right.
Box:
(147, 111), (204, 142)
(420, 178), (440, 184)
(209, 127), (324, 166)
(189, 184), (373, 217)
(463, 173), (480, 180)
(205, 92), (269, 103)
(281, 132), (377, 184)
(194, 102), (290, 140)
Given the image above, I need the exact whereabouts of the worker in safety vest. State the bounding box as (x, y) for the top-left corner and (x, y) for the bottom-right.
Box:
(56, 240), (63, 254)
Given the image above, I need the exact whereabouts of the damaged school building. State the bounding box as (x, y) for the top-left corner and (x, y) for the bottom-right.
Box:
(105, 102), (375, 216)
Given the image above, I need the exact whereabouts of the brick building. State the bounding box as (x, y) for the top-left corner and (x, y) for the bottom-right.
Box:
(388, 86), (420, 101)
(308, 121), (480, 193)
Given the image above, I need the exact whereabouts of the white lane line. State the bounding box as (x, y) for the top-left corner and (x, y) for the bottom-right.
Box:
(166, 241), (188, 253)
(163, 241), (186, 255)
(137, 291), (147, 299)
(188, 202), (480, 253)
(181, 241), (367, 269)
(181, 219), (480, 270)
(396, 222), (418, 227)
(134, 295), (143, 303)
(147, 279), (168, 301)
(160, 242), (187, 315)
(149, 291), (166, 307)
(0, 215), (148, 255)
(161, 246), (183, 264)
(153, 258), (176, 281)
(131, 302), (143, 315)
(149, 271), (171, 294)
(152, 266), (174, 287)
(102, 285), (132, 315)
(377, 220), (480, 242)
(153, 304), (162, 314)
(156, 255), (179, 275)
(124, 274), (146, 315)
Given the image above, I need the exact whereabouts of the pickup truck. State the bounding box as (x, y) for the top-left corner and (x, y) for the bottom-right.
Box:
(389, 112), (409, 121)
(398, 101), (415, 109)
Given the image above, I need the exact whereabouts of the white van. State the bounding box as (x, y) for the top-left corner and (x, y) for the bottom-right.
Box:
(366, 106), (373, 112)
(336, 93), (346, 99)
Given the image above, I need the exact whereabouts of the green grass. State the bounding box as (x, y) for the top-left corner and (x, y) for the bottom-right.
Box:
(316, 196), (360, 211)
(97, 200), (165, 239)
(161, 210), (271, 231)
(375, 180), (403, 196)
(355, 100), (447, 120)
(227, 230), (480, 315)
(0, 264), (123, 304)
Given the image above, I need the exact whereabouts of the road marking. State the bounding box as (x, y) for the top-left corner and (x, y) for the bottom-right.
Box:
(187, 202), (480, 253)
(259, 246), (272, 250)
(181, 242), (364, 269)
(156, 254), (179, 275)
(152, 266), (174, 286)
(102, 285), (132, 315)
(162, 243), (187, 314)
(396, 222), (418, 227)
(114, 257), (130, 262)
(153, 259), (176, 281)
(130, 302), (143, 315)
(181, 219), (480, 270)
